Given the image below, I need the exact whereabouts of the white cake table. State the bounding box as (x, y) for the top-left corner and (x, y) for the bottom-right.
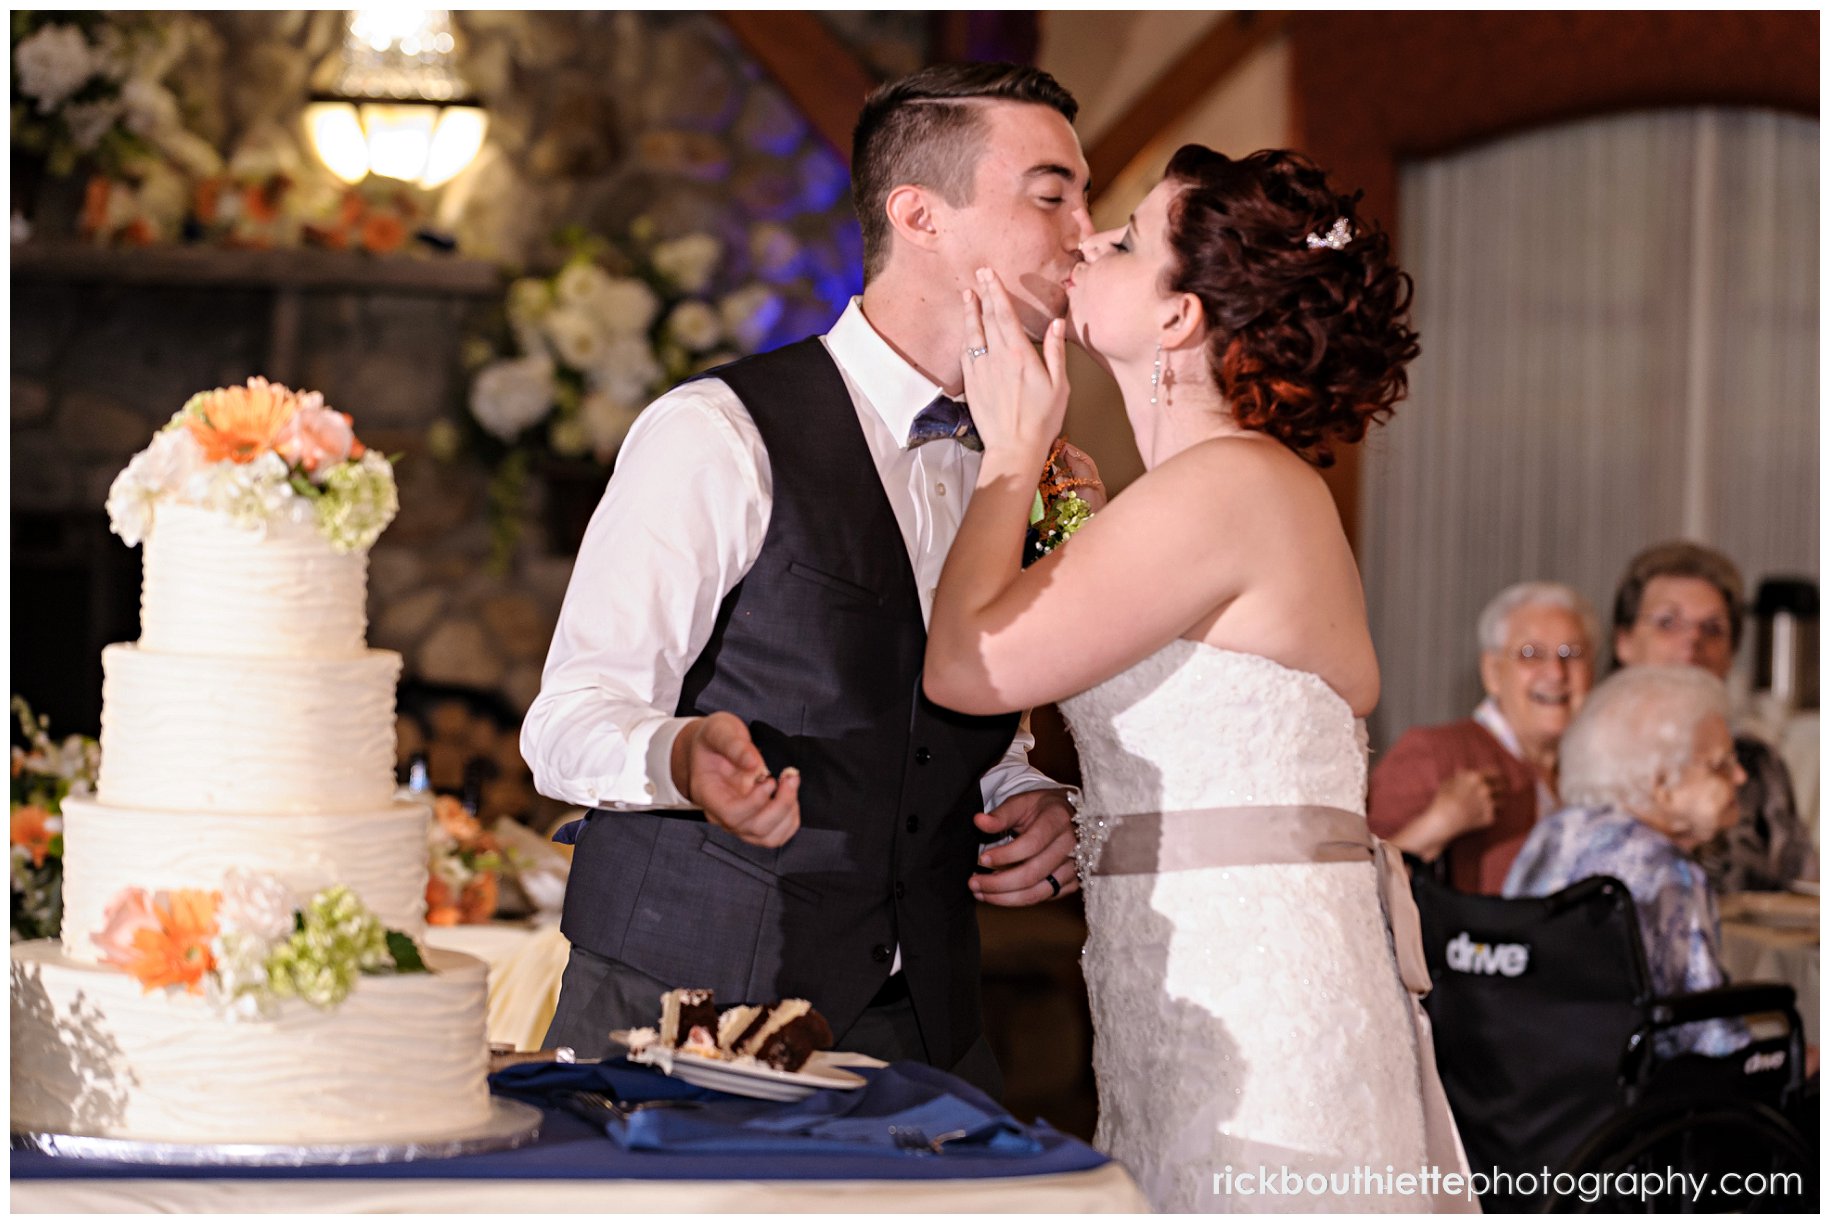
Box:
(421, 917), (571, 1052)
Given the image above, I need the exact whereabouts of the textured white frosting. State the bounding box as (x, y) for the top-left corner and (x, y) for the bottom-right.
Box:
(98, 644), (401, 813)
(12, 942), (492, 1144)
(58, 795), (431, 963)
(141, 503), (369, 659)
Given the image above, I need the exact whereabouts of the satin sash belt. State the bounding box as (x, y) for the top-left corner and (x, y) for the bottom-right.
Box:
(1088, 804), (1478, 1208)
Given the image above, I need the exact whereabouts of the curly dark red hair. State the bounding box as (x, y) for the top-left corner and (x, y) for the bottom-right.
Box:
(1161, 146), (1418, 466)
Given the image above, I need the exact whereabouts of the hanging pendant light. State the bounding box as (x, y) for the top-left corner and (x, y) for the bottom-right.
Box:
(305, 10), (488, 190)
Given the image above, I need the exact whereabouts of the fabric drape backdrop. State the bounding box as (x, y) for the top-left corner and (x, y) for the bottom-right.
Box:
(1360, 107), (1818, 750)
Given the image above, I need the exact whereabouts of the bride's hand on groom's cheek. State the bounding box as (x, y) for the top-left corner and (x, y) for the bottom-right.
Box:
(968, 788), (1080, 906)
(960, 269), (1069, 454)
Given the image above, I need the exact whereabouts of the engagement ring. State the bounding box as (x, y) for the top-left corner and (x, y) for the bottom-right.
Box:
(967, 346), (988, 360)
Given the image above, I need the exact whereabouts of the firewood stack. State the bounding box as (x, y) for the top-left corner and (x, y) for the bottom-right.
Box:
(396, 697), (541, 825)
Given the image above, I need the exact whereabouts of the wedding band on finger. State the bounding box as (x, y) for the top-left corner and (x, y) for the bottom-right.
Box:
(1044, 871), (1062, 898)
(967, 346), (989, 360)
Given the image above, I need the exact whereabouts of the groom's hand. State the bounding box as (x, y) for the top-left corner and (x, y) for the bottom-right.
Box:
(969, 788), (1079, 906)
(671, 713), (801, 847)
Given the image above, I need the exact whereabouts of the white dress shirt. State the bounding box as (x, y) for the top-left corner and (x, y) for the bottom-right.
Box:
(1472, 696), (1558, 818)
(520, 297), (1068, 821)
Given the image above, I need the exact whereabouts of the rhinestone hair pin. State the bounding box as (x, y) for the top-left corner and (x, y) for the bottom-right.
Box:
(1305, 217), (1352, 250)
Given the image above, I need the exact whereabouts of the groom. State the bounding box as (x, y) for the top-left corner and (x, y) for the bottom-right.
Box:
(520, 62), (1093, 1098)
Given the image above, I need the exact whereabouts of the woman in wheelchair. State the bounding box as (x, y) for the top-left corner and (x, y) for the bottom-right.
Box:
(1502, 666), (1752, 1060)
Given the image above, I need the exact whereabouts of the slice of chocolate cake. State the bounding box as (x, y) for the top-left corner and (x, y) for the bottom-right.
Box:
(658, 988), (717, 1048)
(716, 1004), (763, 1055)
(729, 999), (834, 1072)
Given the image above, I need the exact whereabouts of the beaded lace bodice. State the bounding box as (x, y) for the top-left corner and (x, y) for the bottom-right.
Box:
(1058, 639), (1442, 1212)
(1059, 639), (1369, 875)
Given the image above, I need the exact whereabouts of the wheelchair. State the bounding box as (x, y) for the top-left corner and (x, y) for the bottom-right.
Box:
(1410, 869), (1816, 1212)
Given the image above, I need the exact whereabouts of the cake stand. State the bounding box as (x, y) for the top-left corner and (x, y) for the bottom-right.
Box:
(13, 1097), (543, 1166)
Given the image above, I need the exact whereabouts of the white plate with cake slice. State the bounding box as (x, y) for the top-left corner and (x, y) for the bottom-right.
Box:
(611, 1031), (877, 1101)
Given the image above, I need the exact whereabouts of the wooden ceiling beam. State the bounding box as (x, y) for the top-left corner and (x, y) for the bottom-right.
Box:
(931, 12), (1041, 67)
(717, 12), (881, 166)
(1085, 11), (1291, 196)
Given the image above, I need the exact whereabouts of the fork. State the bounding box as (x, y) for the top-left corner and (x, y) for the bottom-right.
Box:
(888, 1126), (970, 1154)
(556, 1089), (704, 1126)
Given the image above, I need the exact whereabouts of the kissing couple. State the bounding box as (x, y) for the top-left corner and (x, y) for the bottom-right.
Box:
(524, 60), (1471, 1213)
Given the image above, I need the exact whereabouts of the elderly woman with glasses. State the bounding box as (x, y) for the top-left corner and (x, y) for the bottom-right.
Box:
(1503, 666), (1749, 1059)
(1612, 541), (1816, 892)
(1369, 582), (1597, 893)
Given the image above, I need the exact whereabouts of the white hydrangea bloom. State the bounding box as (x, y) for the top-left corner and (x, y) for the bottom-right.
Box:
(541, 305), (609, 370)
(586, 334), (664, 407)
(218, 869), (298, 944)
(592, 277), (661, 336)
(554, 261), (616, 310)
(14, 25), (96, 113)
(203, 451), (295, 534)
(105, 427), (201, 546)
(314, 451), (400, 553)
(207, 930), (281, 1021)
(119, 75), (178, 139)
(664, 300), (722, 353)
(651, 233), (723, 294)
(470, 353), (556, 440)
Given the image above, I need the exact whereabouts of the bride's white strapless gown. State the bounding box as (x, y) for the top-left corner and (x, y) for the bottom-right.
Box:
(1061, 640), (1461, 1213)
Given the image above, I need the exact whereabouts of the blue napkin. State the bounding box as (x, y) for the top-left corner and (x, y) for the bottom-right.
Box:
(491, 1056), (717, 1106)
(491, 1058), (1045, 1157)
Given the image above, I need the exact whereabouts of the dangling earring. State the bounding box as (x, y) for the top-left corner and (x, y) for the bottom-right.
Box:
(1149, 343), (1163, 407)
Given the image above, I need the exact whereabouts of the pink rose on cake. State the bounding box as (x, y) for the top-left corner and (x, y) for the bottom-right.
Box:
(94, 886), (221, 996)
(275, 400), (365, 477)
(91, 886), (162, 965)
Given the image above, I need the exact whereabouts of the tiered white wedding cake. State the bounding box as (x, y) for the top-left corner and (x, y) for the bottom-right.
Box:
(10, 380), (492, 1145)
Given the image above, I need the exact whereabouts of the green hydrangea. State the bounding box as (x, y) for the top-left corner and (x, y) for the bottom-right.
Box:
(311, 452), (399, 553)
(1052, 492), (1093, 537)
(262, 885), (396, 1010)
(1038, 491), (1094, 553)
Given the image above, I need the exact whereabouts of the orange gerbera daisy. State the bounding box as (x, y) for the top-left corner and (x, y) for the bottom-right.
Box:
(184, 378), (302, 465)
(117, 889), (221, 995)
(10, 804), (54, 867)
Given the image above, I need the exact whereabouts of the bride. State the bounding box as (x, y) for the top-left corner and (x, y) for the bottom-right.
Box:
(924, 145), (1472, 1213)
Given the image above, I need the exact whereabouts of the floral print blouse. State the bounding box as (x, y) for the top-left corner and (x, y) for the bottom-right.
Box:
(1504, 803), (1748, 1059)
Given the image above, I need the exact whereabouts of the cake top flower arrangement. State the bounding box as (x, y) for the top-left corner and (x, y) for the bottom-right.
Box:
(105, 377), (398, 553)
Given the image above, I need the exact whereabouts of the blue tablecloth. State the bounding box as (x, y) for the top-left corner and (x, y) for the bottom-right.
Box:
(12, 1059), (1108, 1184)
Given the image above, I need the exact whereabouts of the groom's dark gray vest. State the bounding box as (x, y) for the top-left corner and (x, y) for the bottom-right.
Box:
(561, 338), (1021, 1070)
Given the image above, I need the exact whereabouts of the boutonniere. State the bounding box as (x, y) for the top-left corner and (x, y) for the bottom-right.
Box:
(1023, 438), (1100, 567)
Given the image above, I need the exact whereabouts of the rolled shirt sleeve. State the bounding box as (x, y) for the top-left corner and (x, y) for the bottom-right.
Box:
(978, 710), (1079, 813)
(518, 380), (769, 811)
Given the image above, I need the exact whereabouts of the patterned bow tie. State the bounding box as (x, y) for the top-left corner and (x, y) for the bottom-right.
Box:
(905, 394), (982, 451)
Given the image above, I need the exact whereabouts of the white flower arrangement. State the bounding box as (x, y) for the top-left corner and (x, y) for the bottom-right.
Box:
(463, 223), (800, 565)
(12, 13), (222, 182)
(651, 232), (723, 294)
(104, 378), (399, 554)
